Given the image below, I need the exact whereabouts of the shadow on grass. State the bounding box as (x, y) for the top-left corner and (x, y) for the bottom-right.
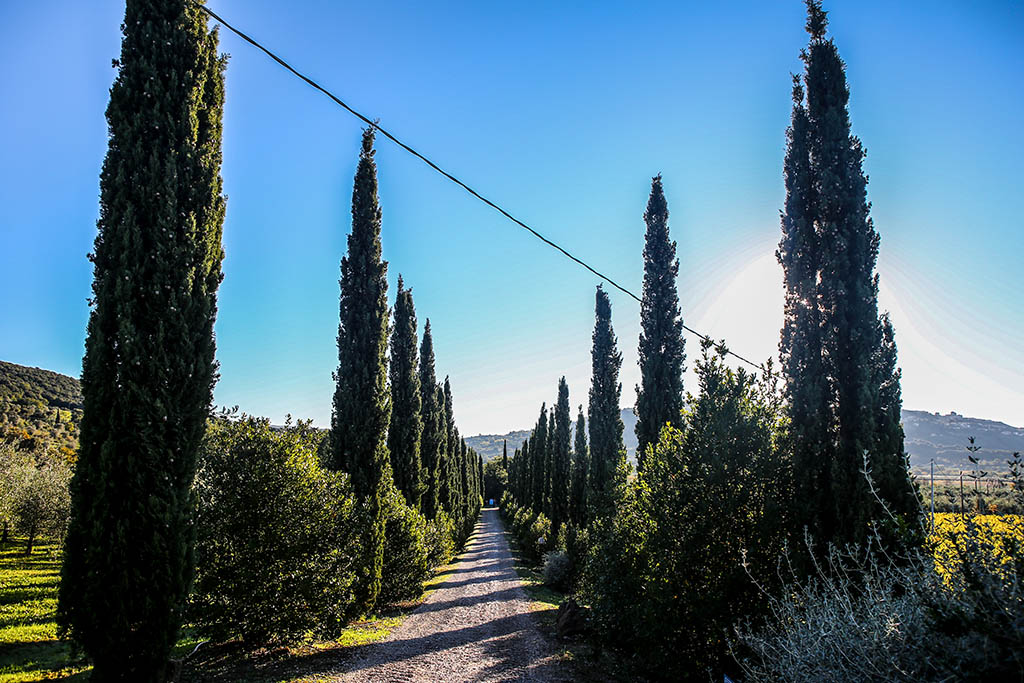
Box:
(0, 639), (91, 681)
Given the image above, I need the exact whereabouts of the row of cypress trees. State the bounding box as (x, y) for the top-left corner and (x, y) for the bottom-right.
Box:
(509, 0), (919, 570)
(501, 6), (921, 676)
(56, 3), (482, 677)
(506, 283), (626, 536)
(328, 126), (483, 615)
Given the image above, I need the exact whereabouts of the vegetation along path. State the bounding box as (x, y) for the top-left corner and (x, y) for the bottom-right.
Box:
(336, 508), (567, 682)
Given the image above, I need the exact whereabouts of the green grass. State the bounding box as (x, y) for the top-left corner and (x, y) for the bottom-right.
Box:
(0, 540), (89, 683)
(0, 540), (468, 682)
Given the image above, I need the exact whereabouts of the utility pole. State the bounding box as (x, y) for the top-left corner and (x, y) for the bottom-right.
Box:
(930, 460), (935, 533)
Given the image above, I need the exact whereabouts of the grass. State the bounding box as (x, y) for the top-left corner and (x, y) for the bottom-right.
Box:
(0, 540), (89, 683)
(0, 537), (451, 683)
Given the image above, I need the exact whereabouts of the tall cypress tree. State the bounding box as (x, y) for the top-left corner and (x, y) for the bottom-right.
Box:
(418, 321), (444, 519)
(531, 405), (548, 512)
(570, 406), (588, 526)
(440, 377), (457, 516)
(871, 315), (920, 535)
(545, 409), (557, 518)
(478, 454), (485, 501)
(329, 128), (391, 614)
(502, 439), (508, 470)
(388, 276), (423, 509)
(778, 72), (830, 541)
(588, 286), (625, 510)
(551, 378), (572, 533)
(635, 175), (685, 465)
(781, 0), (917, 548)
(57, 2), (226, 678)
(458, 438), (471, 525)
(519, 438), (531, 504)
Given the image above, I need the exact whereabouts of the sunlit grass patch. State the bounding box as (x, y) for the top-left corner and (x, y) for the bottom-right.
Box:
(0, 540), (90, 683)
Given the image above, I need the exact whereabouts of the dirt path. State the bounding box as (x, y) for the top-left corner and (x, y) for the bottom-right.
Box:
(334, 508), (568, 682)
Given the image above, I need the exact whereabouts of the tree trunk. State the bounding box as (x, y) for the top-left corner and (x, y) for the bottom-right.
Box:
(25, 526), (36, 555)
(1, 521), (8, 545)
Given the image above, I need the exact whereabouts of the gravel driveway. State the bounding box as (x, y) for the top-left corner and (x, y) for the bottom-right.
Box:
(335, 508), (568, 682)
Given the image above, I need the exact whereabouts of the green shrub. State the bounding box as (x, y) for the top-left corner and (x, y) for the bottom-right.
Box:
(735, 453), (1024, 681)
(379, 484), (431, 605)
(191, 417), (359, 645)
(511, 505), (534, 541)
(499, 491), (515, 516)
(580, 343), (787, 678)
(562, 522), (589, 591)
(542, 550), (571, 591)
(425, 511), (456, 567)
(525, 512), (552, 563)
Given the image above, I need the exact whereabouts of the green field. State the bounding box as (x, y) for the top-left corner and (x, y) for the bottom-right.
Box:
(0, 542), (88, 682)
(0, 541), (444, 682)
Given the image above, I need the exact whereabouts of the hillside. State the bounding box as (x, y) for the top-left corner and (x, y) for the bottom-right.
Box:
(0, 360), (83, 456)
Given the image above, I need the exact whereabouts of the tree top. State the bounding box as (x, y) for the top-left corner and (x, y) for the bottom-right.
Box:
(805, 0), (828, 41)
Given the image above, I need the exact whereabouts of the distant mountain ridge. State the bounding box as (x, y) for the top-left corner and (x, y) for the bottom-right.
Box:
(3, 360), (1020, 473)
(468, 408), (1024, 474)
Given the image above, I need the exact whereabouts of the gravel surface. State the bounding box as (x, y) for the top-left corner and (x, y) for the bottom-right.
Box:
(335, 508), (568, 682)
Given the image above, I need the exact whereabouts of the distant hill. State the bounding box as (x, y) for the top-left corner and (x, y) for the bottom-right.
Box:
(463, 431), (531, 462)
(0, 360), (83, 456)
(468, 407), (1024, 474)
(902, 409), (1023, 474)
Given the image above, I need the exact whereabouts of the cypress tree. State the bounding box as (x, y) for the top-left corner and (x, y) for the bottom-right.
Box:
(570, 406), (588, 526)
(502, 439), (508, 470)
(871, 315), (920, 536)
(531, 405), (548, 512)
(635, 175), (685, 465)
(388, 276), (423, 509)
(588, 286), (625, 510)
(329, 128), (391, 614)
(545, 409), (557, 518)
(57, 2), (226, 678)
(520, 438), (531, 504)
(778, 72), (830, 542)
(511, 448), (520, 500)
(459, 438), (471, 524)
(418, 321), (444, 519)
(551, 378), (572, 533)
(804, 0), (874, 545)
(478, 454), (485, 501)
(782, 0), (917, 548)
(440, 378), (457, 515)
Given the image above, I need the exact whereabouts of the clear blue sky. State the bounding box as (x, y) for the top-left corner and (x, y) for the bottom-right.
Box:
(2, 0), (1022, 434)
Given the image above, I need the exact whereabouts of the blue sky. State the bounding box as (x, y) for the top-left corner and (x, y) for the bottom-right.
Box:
(2, 0), (1022, 434)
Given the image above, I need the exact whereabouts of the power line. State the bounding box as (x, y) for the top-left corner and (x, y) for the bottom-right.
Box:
(195, 2), (766, 372)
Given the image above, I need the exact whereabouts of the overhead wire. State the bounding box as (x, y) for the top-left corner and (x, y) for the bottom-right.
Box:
(194, 2), (767, 372)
